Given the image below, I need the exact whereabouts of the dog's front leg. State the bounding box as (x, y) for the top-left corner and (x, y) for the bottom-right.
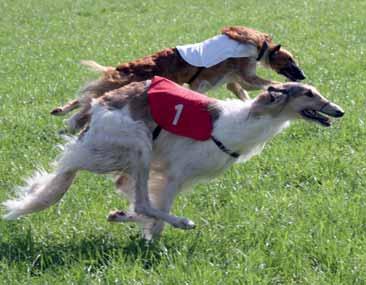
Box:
(227, 73), (280, 101)
(134, 167), (195, 230)
(239, 75), (280, 90)
(226, 82), (250, 100)
(191, 80), (213, 94)
(143, 178), (182, 240)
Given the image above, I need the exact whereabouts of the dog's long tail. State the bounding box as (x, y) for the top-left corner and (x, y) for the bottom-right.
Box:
(50, 60), (123, 117)
(2, 169), (77, 220)
(80, 60), (112, 73)
(2, 138), (83, 220)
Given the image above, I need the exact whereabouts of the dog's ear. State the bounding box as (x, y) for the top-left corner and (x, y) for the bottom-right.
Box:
(269, 44), (282, 59)
(273, 44), (281, 52)
(267, 85), (288, 103)
(267, 85), (288, 94)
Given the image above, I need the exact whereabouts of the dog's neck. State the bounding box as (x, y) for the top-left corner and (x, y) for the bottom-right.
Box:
(212, 99), (291, 161)
(257, 49), (272, 67)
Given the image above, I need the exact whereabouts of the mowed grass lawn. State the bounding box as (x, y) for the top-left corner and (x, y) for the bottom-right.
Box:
(1, 0), (366, 284)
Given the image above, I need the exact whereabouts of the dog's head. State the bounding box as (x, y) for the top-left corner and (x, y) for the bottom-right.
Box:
(266, 45), (306, 82)
(251, 83), (344, 126)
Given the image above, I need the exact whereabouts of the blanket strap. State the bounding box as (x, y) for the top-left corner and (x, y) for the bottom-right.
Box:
(152, 126), (162, 140)
(152, 125), (239, 159)
(211, 136), (240, 159)
(256, 41), (269, 61)
(187, 67), (204, 84)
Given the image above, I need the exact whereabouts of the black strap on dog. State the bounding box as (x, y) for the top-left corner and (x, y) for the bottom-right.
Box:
(152, 126), (240, 159)
(211, 136), (240, 159)
(256, 41), (269, 61)
(187, 67), (204, 84)
(152, 126), (162, 140)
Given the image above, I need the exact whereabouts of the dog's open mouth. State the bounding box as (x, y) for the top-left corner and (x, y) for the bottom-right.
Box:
(301, 109), (331, 127)
(280, 70), (297, 82)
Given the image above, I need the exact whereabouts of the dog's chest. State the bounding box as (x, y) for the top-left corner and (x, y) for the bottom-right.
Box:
(148, 76), (216, 141)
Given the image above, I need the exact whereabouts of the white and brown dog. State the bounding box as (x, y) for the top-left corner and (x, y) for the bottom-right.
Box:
(51, 26), (305, 129)
(2, 77), (343, 240)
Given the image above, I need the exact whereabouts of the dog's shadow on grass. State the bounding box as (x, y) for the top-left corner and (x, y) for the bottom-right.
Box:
(0, 223), (177, 275)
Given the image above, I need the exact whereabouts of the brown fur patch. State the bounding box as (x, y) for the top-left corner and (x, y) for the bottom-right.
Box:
(116, 48), (198, 85)
(82, 75), (127, 99)
(99, 81), (154, 126)
(221, 26), (273, 49)
(98, 81), (146, 109)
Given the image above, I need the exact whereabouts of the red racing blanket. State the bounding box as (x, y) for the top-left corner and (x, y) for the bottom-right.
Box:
(147, 76), (216, 141)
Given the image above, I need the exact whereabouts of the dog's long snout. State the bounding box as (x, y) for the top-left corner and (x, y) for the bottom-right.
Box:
(279, 62), (306, 81)
(289, 62), (306, 80)
(320, 102), (345, 117)
(293, 65), (306, 81)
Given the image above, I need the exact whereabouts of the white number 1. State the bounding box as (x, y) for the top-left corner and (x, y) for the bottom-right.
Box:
(172, 104), (184, 125)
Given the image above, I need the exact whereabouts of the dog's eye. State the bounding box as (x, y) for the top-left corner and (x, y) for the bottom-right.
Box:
(305, 91), (314, 97)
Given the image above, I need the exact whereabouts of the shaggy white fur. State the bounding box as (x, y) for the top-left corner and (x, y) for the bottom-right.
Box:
(2, 82), (344, 239)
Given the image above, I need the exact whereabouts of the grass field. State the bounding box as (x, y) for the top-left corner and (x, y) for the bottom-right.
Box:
(1, 0), (366, 284)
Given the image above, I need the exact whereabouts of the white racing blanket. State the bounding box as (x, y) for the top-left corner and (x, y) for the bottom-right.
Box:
(176, 34), (258, 68)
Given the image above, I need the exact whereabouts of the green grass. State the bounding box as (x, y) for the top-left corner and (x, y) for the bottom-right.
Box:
(1, 0), (366, 284)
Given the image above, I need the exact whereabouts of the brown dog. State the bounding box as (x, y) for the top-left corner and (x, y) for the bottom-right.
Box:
(51, 26), (305, 129)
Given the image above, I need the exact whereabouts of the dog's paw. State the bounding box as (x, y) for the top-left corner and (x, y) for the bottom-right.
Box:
(173, 218), (196, 230)
(50, 107), (65, 116)
(107, 210), (128, 222)
(107, 210), (152, 224)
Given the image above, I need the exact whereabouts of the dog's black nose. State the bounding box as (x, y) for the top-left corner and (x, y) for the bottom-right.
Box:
(297, 70), (306, 80)
(320, 103), (344, 118)
(292, 65), (306, 81)
(334, 109), (345, 117)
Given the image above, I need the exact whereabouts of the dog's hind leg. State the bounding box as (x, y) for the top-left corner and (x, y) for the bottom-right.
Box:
(79, 105), (195, 231)
(51, 99), (80, 116)
(66, 109), (91, 132)
(107, 175), (154, 224)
